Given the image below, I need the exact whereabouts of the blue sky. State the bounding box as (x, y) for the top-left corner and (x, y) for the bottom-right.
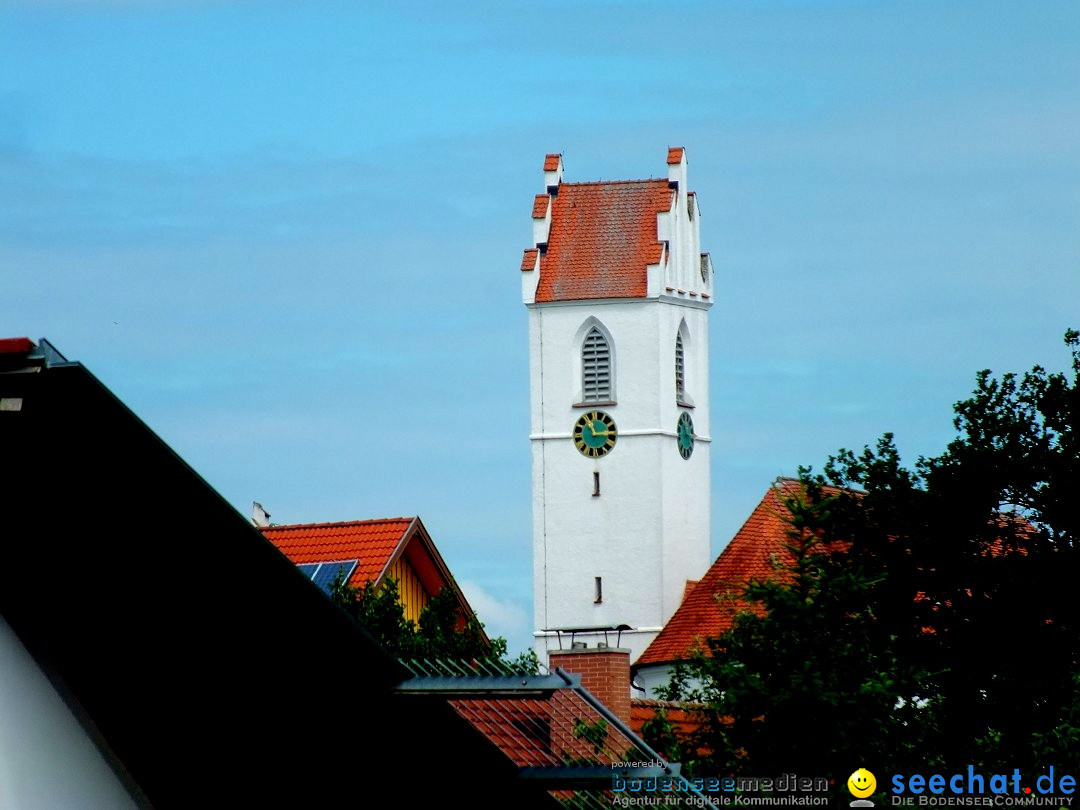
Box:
(3, 0), (1078, 653)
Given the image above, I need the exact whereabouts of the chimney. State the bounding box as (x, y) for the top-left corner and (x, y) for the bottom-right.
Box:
(252, 501), (271, 528)
(549, 647), (631, 726)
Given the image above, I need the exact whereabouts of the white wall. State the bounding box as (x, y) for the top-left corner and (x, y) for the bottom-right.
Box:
(634, 662), (675, 699)
(529, 297), (711, 665)
(634, 662), (707, 700)
(0, 617), (140, 810)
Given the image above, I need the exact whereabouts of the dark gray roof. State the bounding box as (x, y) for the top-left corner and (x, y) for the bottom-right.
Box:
(0, 338), (557, 809)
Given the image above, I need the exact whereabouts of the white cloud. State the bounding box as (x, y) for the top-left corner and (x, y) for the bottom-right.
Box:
(458, 579), (530, 654)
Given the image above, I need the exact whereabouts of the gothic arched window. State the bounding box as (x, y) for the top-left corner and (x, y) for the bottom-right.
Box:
(582, 327), (612, 402)
(675, 332), (686, 403)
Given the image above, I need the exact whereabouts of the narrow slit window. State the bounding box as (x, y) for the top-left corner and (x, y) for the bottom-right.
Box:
(593, 471), (600, 497)
(675, 333), (686, 402)
(594, 576), (603, 604)
(582, 327), (611, 402)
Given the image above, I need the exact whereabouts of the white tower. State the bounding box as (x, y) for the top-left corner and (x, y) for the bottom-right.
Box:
(522, 148), (713, 665)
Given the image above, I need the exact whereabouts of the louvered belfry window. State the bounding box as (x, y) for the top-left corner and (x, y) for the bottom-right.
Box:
(675, 333), (686, 402)
(582, 327), (611, 402)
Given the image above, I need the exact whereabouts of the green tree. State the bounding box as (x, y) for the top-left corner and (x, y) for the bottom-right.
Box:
(652, 329), (1080, 790)
(330, 574), (539, 672)
(819, 329), (1080, 771)
(647, 480), (941, 789)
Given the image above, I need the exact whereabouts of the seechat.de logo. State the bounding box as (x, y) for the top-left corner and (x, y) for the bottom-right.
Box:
(848, 767), (876, 807)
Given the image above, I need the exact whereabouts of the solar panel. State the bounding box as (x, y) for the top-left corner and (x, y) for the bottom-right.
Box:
(311, 560), (358, 595)
(296, 563), (319, 579)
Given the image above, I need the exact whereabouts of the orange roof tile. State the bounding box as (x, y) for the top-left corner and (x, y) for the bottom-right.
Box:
(637, 484), (803, 666)
(543, 153), (561, 171)
(534, 179), (673, 302)
(630, 698), (711, 754)
(521, 248), (538, 272)
(682, 580), (699, 602)
(667, 147), (685, 165)
(259, 517), (414, 590)
(532, 194), (549, 219)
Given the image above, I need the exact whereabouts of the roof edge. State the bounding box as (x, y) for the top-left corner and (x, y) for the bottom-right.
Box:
(557, 177), (671, 188)
(260, 516), (416, 532)
(374, 516), (420, 586)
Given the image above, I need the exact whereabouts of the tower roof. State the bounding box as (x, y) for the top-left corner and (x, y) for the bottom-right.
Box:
(534, 179), (673, 302)
(522, 147), (706, 306)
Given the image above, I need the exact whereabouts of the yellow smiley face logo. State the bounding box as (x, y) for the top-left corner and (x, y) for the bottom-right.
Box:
(848, 768), (876, 798)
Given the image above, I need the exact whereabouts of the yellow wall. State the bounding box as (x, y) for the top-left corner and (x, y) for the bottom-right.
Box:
(387, 555), (429, 624)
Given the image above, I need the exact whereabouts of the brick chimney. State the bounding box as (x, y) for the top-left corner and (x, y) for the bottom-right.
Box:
(549, 647), (631, 726)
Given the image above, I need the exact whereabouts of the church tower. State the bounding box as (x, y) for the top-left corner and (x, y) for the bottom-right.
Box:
(522, 148), (713, 665)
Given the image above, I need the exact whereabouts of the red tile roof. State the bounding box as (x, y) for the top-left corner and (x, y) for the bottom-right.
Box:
(521, 248), (538, 272)
(451, 698), (563, 768)
(667, 147), (685, 165)
(638, 480), (1025, 667)
(451, 689), (636, 768)
(543, 153), (561, 171)
(682, 580), (699, 602)
(534, 179), (673, 302)
(259, 517), (414, 589)
(629, 698), (712, 758)
(637, 483), (802, 666)
(0, 337), (33, 354)
(532, 194), (549, 219)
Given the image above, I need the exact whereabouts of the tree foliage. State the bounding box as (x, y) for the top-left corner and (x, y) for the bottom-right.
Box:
(330, 574), (539, 672)
(651, 330), (1080, 788)
(647, 483), (941, 784)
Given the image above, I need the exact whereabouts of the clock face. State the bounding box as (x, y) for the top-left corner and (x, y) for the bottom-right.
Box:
(677, 412), (694, 460)
(573, 410), (618, 458)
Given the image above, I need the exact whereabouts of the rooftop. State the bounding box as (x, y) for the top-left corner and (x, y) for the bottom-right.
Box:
(535, 179), (672, 302)
(260, 516), (415, 588)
